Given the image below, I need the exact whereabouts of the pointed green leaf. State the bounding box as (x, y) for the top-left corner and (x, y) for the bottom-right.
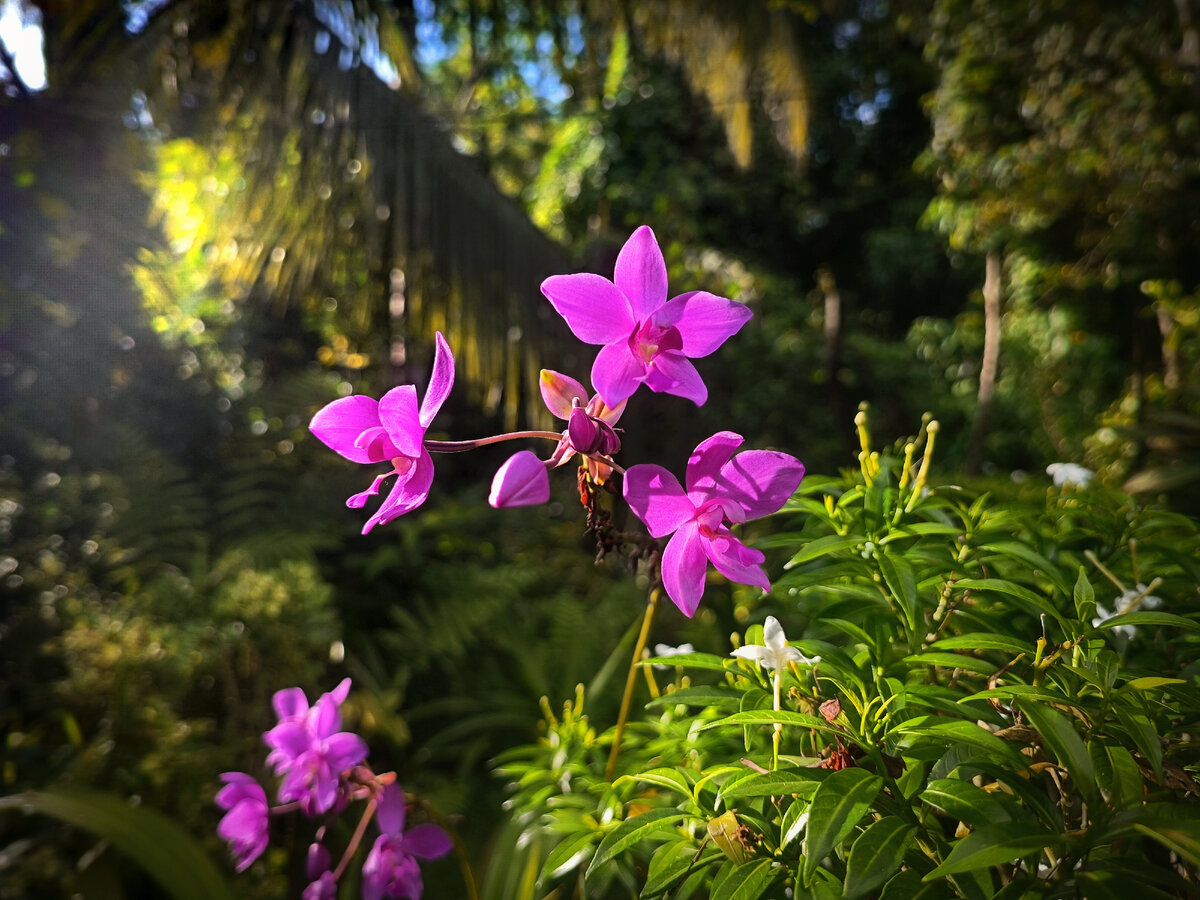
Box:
(616, 767), (696, 803)
(787, 534), (863, 566)
(930, 633), (1028, 655)
(801, 767), (882, 881)
(586, 809), (688, 878)
(953, 578), (1067, 628)
(1116, 677), (1184, 694)
(920, 778), (1013, 826)
(1018, 701), (1099, 807)
(904, 652), (998, 675)
(719, 768), (830, 801)
(701, 709), (844, 737)
(541, 830), (599, 881)
(0, 789), (234, 900)
(879, 550), (921, 634)
(642, 840), (720, 897)
(647, 685), (743, 708)
(1114, 703), (1162, 780)
(1073, 567), (1095, 621)
(843, 817), (917, 899)
(641, 651), (735, 673)
(1091, 611), (1200, 634)
(925, 822), (1061, 878)
(892, 717), (1026, 767)
(880, 869), (955, 900)
(711, 858), (782, 900)
(1105, 744), (1144, 810)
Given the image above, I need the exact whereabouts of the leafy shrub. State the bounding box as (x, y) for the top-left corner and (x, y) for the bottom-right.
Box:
(496, 420), (1200, 899)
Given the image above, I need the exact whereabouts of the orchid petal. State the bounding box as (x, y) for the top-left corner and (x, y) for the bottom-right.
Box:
(540, 369), (589, 419)
(272, 687), (309, 720)
(377, 384), (424, 458)
(704, 528), (770, 592)
(685, 431), (744, 498)
(311, 694), (342, 738)
(489, 451), (550, 508)
(325, 732), (369, 771)
(643, 351), (707, 406)
(309, 395), (383, 464)
(591, 340), (646, 408)
(376, 782), (407, 836)
(614, 225), (668, 320)
(661, 522), (709, 617)
(587, 392), (626, 425)
(326, 678), (352, 705)
(713, 450), (806, 519)
(655, 291), (753, 357)
(419, 332), (455, 428)
(363, 451), (435, 533)
(263, 721), (313, 763)
(347, 472), (388, 509)
(622, 464), (695, 538)
(353, 426), (399, 463)
(403, 824), (453, 860)
(541, 273), (635, 344)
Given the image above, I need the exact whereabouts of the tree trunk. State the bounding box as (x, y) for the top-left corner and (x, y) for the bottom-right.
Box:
(965, 249), (1002, 475)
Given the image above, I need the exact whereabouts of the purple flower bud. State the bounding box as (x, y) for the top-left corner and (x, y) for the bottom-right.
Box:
(303, 872), (338, 900)
(306, 841), (332, 880)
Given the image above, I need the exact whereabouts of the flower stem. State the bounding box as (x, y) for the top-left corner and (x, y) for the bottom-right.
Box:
(333, 794), (377, 881)
(424, 431), (562, 452)
(606, 588), (659, 781)
(772, 668), (782, 771)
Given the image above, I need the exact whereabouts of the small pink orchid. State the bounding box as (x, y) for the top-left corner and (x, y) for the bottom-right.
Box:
(623, 431), (805, 617)
(362, 783), (453, 900)
(488, 369), (625, 509)
(541, 226), (753, 408)
(310, 333), (454, 533)
(215, 773), (270, 872)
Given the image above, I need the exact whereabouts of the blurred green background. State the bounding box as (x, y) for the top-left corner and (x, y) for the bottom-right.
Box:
(2, 0), (1200, 896)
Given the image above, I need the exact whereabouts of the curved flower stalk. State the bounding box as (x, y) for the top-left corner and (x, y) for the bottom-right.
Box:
(488, 369), (626, 508)
(541, 225), (753, 408)
(309, 332), (454, 533)
(623, 431), (805, 616)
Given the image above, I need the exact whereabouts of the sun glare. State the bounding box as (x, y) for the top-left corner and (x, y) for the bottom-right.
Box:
(0, 0), (46, 93)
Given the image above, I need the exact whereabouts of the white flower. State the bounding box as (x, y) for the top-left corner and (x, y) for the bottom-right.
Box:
(731, 617), (817, 672)
(1046, 462), (1094, 488)
(1092, 584), (1162, 640)
(652, 643), (695, 670)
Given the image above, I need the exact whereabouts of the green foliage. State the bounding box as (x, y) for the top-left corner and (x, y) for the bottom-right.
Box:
(497, 418), (1200, 898)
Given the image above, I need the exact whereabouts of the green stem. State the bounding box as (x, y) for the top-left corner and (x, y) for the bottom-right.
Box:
(606, 589), (659, 781)
(772, 668), (782, 771)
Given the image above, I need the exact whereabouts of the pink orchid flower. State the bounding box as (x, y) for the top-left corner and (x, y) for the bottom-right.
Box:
(540, 226), (753, 408)
(362, 783), (452, 900)
(623, 431), (805, 617)
(488, 369), (625, 508)
(309, 333), (454, 533)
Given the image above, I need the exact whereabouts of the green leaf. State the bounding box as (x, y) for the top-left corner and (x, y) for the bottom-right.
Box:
(1074, 868), (1179, 900)
(648, 685), (744, 708)
(1073, 567), (1095, 621)
(641, 651), (735, 673)
(0, 789), (234, 900)
(953, 578), (1067, 628)
(710, 858), (782, 900)
(924, 822), (1061, 878)
(929, 633), (1028, 655)
(642, 840), (719, 897)
(787, 534), (863, 566)
(1105, 744), (1144, 810)
(880, 869), (955, 900)
(1133, 824), (1200, 867)
(961, 684), (1078, 706)
(701, 709), (844, 737)
(801, 767), (882, 882)
(878, 550), (921, 634)
(842, 817), (917, 899)
(1090, 611), (1200, 634)
(1116, 677), (1185, 694)
(616, 767), (696, 802)
(719, 768), (830, 801)
(541, 830), (598, 881)
(892, 717), (1026, 767)
(980, 541), (1069, 594)
(1114, 703), (1162, 780)
(904, 652), (998, 675)
(920, 778), (1013, 826)
(586, 809), (689, 878)
(1018, 701), (1099, 807)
